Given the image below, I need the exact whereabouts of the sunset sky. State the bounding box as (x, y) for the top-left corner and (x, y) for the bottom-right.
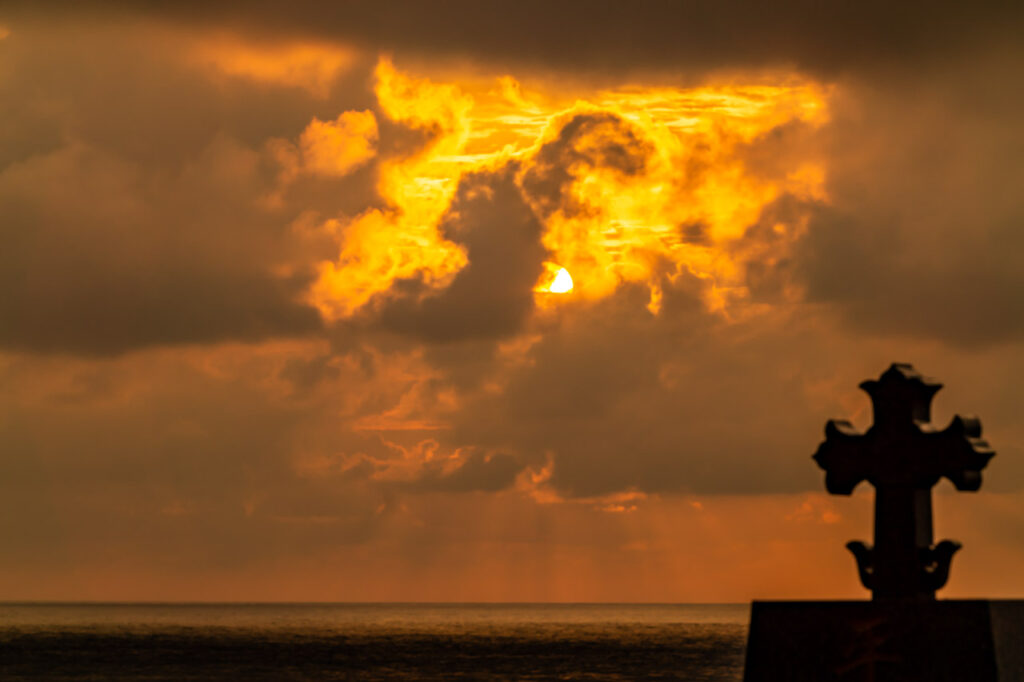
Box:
(3, 2), (1024, 602)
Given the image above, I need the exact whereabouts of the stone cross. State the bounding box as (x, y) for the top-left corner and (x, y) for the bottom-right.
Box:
(813, 363), (994, 601)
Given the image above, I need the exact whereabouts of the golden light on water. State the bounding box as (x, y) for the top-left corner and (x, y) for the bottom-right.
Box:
(305, 58), (831, 320)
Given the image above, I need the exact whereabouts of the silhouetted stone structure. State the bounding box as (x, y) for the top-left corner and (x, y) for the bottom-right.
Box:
(744, 363), (1024, 681)
(813, 363), (993, 600)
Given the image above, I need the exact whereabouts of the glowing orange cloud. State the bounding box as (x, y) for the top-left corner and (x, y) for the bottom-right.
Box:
(301, 110), (379, 176)
(307, 58), (831, 320)
(309, 59), (475, 318)
(190, 35), (358, 97)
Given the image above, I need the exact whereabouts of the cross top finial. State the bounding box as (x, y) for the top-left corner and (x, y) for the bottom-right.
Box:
(813, 363), (995, 600)
(859, 363), (941, 429)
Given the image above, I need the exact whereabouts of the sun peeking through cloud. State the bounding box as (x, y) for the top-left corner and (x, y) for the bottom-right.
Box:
(306, 58), (830, 320)
(549, 268), (574, 294)
(534, 262), (574, 295)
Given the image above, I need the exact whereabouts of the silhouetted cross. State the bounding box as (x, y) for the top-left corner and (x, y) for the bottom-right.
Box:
(813, 363), (994, 600)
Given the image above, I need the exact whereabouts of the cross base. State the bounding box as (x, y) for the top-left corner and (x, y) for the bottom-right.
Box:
(744, 600), (1024, 681)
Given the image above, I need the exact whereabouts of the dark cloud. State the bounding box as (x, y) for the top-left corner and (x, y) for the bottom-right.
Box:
(409, 450), (523, 493)
(0, 140), (324, 355)
(737, 120), (823, 184)
(792, 54), (1024, 347)
(436, 280), (1024, 498)
(278, 352), (341, 396)
(0, 350), (391, 570)
(738, 193), (818, 302)
(679, 222), (710, 245)
(372, 164), (546, 343)
(0, 24), (400, 355)
(436, 275), (837, 497)
(18, 1), (1024, 77)
(0, 23), (379, 171)
(520, 112), (653, 218)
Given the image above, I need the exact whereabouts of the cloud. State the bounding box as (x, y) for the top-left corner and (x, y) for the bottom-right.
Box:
(404, 450), (524, 493)
(520, 111), (654, 219)
(0, 24), (397, 355)
(5, 6), (1024, 603)
(438, 279), (824, 497)
(188, 33), (359, 97)
(0, 344), (392, 569)
(296, 110), (379, 177)
(369, 163), (546, 343)
(25, 1), (1024, 77)
(0, 138), (323, 354)
(792, 52), (1024, 347)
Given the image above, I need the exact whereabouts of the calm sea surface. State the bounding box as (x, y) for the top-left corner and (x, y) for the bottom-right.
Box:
(0, 603), (748, 680)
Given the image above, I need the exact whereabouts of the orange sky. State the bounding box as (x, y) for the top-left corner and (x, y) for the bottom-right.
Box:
(2, 5), (1024, 602)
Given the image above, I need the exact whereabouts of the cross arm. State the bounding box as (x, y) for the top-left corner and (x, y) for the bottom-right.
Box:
(813, 419), (869, 495)
(925, 414), (995, 491)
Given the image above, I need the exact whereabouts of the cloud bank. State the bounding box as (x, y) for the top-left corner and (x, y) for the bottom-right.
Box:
(3, 7), (1024, 601)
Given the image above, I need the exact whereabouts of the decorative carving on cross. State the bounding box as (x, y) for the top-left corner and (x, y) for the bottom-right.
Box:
(813, 363), (995, 601)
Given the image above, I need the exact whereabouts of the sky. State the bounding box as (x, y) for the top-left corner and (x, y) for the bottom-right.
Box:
(3, 2), (1024, 602)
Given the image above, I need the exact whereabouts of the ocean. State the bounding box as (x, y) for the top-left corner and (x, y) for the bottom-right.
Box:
(0, 603), (748, 680)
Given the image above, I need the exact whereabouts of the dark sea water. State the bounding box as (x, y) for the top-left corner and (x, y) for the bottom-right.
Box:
(0, 603), (748, 681)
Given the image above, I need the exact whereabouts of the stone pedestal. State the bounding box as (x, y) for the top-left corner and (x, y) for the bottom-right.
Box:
(744, 600), (1024, 681)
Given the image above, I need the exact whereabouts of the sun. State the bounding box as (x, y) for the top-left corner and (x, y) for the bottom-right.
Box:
(549, 268), (574, 294)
